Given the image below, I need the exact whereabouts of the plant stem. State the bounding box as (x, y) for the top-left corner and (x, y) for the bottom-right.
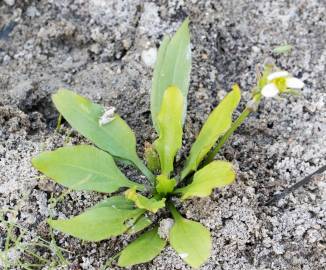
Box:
(166, 201), (182, 220)
(134, 157), (156, 186)
(203, 94), (261, 166)
(56, 113), (62, 131)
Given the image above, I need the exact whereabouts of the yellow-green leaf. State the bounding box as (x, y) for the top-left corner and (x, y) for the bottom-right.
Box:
(169, 207), (211, 269)
(52, 89), (151, 179)
(125, 188), (166, 213)
(118, 227), (166, 267)
(48, 196), (143, 241)
(181, 85), (241, 179)
(156, 174), (177, 196)
(32, 145), (144, 193)
(176, 161), (235, 200)
(154, 86), (183, 176)
(151, 19), (191, 131)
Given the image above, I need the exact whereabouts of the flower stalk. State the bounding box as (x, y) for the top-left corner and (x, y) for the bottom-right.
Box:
(203, 93), (261, 166)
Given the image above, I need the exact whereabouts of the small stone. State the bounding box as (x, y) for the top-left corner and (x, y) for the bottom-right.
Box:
(217, 90), (227, 100)
(91, 27), (107, 43)
(3, 55), (11, 64)
(158, 218), (174, 240)
(252, 46), (260, 53)
(4, 0), (15, 6)
(90, 43), (101, 54)
(201, 53), (208, 60)
(26, 6), (40, 18)
(141, 47), (157, 67)
(37, 179), (56, 193)
(122, 39), (132, 50)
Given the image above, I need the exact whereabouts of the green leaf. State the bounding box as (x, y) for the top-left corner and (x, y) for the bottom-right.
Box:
(48, 196), (143, 241)
(176, 161), (235, 200)
(94, 195), (135, 209)
(52, 89), (140, 166)
(118, 227), (166, 267)
(125, 188), (166, 213)
(154, 86), (183, 176)
(181, 85), (241, 179)
(32, 145), (144, 193)
(156, 174), (177, 196)
(151, 19), (191, 131)
(169, 207), (212, 269)
(127, 215), (152, 234)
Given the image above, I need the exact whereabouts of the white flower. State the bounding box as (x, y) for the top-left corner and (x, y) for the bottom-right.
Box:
(261, 83), (279, 98)
(267, 71), (289, 81)
(285, 77), (305, 89)
(261, 71), (304, 98)
(99, 107), (116, 126)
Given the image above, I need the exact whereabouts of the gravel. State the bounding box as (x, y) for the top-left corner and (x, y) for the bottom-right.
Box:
(0, 0), (325, 269)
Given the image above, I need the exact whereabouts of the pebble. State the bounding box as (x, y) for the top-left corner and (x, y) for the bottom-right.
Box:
(4, 0), (15, 6)
(141, 47), (157, 67)
(26, 6), (40, 18)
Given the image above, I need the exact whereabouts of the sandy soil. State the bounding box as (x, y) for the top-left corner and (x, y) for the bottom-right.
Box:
(0, 0), (325, 269)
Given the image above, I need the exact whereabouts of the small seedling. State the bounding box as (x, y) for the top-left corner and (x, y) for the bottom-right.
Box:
(32, 19), (304, 268)
(273, 43), (293, 54)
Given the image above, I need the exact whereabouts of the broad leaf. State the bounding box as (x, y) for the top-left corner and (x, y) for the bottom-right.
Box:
(181, 85), (241, 179)
(32, 145), (144, 193)
(169, 208), (212, 269)
(48, 196), (143, 241)
(154, 86), (183, 176)
(52, 89), (140, 166)
(156, 174), (177, 196)
(125, 188), (166, 213)
(151, 19), (191, 131)
(176, 161), (235, 200)
(118, 227), (166, 267)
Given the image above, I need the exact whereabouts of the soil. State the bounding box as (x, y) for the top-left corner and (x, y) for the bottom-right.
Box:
(0, 0), (325, 269)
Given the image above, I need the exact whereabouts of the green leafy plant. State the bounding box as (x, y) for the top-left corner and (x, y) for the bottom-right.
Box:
(32, 19), (304, 268)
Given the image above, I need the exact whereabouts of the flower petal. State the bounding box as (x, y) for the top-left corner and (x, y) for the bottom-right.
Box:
(267, 71), (289, 81)
(286, 77), (304, 89)
(261, 83), (279, 98)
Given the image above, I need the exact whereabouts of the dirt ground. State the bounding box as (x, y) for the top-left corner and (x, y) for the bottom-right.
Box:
(0, 0), (325, 269)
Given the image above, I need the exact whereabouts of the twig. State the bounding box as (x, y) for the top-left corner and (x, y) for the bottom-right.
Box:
(266, 165), (326, 205)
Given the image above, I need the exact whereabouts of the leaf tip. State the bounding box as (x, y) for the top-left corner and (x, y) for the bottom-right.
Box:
(231, 84), (241, 103)
(181, 17), (190, 29)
